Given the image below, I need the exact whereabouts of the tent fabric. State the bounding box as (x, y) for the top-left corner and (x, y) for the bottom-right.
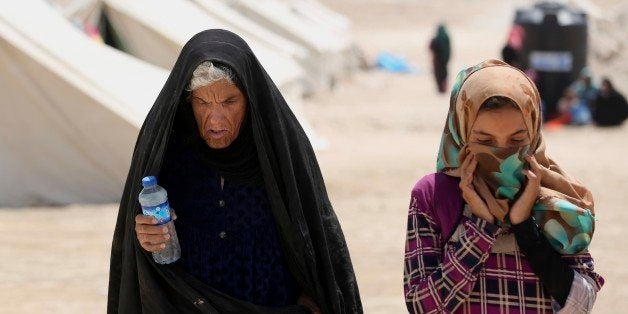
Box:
(282, 0), (352, 46)
(295, 0), (351, 31)
(0, 0), (168, 206)
(102, 0), (303, 88)
(225, 0), (350, 54)
(191, 0), (308, 60)
(223, 0), (354, 91)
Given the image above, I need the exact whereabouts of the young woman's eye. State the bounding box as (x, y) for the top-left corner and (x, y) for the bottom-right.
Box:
(477, 139), (493, 144)
(510, 138), (524, 143)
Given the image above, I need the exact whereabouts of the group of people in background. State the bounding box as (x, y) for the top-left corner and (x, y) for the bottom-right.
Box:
(550, 69), (628, 127)
(429, 23), (627, 128)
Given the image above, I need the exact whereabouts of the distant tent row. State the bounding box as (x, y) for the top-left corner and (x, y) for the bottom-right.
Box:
(0, 0), (354, 206)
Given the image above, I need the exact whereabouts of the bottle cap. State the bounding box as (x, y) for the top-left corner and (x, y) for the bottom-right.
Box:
(141, 176), (157, 188)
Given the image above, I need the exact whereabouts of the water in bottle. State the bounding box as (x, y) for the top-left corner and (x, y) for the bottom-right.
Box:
(138, 176), (181, 264)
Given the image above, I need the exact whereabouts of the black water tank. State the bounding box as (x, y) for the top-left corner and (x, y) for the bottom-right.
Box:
(515, 2), (588, 119)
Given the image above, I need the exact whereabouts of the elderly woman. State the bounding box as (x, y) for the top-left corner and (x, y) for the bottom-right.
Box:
(403, 60), (603, 313)
(108, 30), (362, 314)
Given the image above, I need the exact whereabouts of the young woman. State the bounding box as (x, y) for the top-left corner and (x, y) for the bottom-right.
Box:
(403, 60), (603, 313)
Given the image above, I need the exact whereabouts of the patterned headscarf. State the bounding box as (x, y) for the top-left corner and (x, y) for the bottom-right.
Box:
(436, 59), (595, 254)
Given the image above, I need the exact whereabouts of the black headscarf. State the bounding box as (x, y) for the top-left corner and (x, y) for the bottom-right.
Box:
(175, 84), (264, 186)
(108, 29), (362, 314)
(593, 79), (628, 126)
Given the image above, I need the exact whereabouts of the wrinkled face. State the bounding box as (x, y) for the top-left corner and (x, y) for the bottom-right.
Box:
(469, 107), (530, 148)
(189, 79), (247, 149)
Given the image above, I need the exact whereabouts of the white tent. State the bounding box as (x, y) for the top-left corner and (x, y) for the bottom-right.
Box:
(0, 0), (169, 206)
(282, 0), (360, 75)
(102, 0), (326, 149)
(222, 0), (354, 90)
(191, 0), (309, 61)
(279, 0), (352, 47)
(288, 0), (352, 34)
(102, 0), (303, 91)
(224, 0), (350, 55)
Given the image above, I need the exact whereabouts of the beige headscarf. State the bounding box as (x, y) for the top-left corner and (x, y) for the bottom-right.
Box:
(436, 59), (595, 254)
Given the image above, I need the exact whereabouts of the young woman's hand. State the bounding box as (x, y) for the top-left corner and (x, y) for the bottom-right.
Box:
(509, 156), (543, 224)
(135, 209), (177, 252)
(459, 153), (494, 224)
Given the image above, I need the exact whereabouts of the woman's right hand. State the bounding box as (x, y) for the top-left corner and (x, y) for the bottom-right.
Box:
(459, 153), (495, 224)
(135, 210), (177, 252)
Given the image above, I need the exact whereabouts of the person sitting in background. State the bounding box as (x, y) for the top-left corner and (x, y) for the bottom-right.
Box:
(570, 67), (598, 109)
(592, 77), (628, 127)
(547, 88), (591, 126)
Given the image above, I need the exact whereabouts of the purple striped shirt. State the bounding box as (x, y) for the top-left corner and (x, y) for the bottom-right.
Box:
(404, 173), (604, 313)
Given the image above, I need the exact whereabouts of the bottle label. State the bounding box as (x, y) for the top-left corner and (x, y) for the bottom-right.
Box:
(141, 201), (171, 225)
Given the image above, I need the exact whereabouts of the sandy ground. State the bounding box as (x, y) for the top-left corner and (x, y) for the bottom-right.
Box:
(1, 0), (627, 313)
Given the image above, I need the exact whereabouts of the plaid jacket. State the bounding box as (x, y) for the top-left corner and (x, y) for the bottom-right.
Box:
(404, 173), (604, 313)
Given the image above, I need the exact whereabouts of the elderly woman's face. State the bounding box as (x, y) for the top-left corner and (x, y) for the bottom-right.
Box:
(190, 79), (247, 149)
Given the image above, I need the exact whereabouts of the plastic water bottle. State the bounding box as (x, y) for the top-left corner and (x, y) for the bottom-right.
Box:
(138, 176), (181, 264)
